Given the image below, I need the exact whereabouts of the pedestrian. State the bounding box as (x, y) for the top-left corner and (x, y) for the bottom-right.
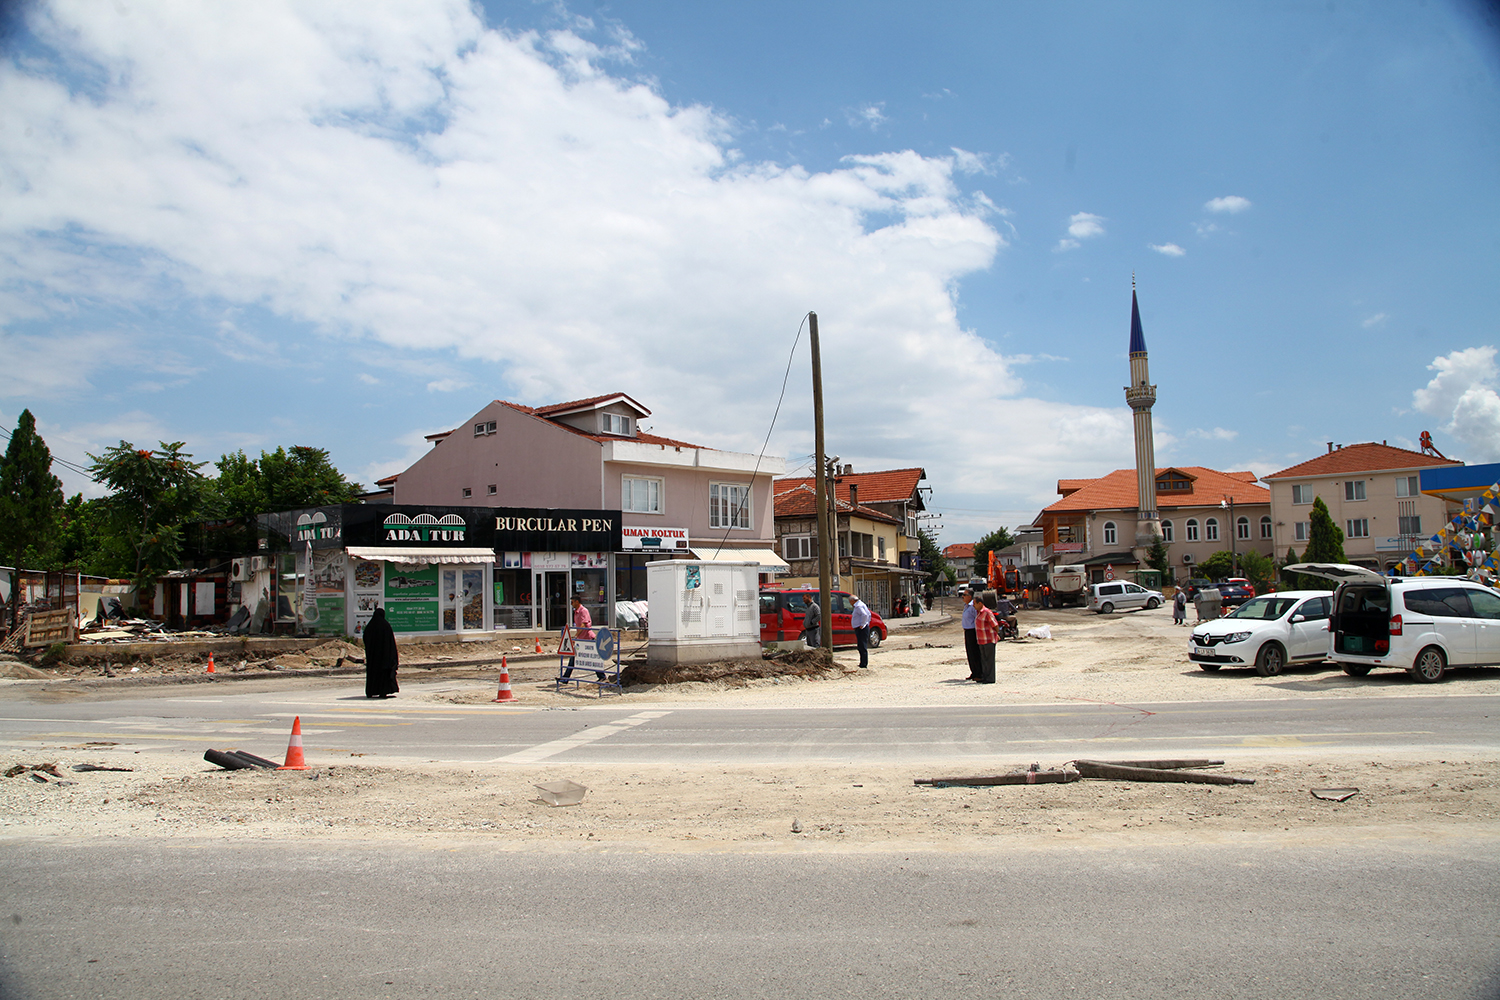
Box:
(961, 588), (980, 681)
(801, 596), (821, 649)
(561, 594), (603, 680)
(363, 607), (399, 698)
(1041, 584), (1051, 609)
(851, 594), (872, 668)
(974, 593), (999, 684)
(1172, 586), (1187, 626)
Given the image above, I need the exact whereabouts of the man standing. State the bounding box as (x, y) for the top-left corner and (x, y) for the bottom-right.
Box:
(851, 594), (872, 669)
(974, 594), (999, 683)
(961, 588), (980, 681)
(561, 594), (603, 680)
(801, 596), (821, 649)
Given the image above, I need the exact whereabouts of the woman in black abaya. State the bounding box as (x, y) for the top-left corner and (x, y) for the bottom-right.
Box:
(363, 607), (399, 698)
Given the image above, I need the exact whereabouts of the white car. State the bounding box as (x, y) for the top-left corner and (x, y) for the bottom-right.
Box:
(1087, 581), (1163, 614)
(1286, 563), (1500, 682)
(1189, 590), (1333, 676)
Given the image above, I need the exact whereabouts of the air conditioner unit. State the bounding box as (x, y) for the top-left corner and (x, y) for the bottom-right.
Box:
(231, 559), (251, 582)
(1182, 553), (1195, 564)
(249, 555), (270, 573)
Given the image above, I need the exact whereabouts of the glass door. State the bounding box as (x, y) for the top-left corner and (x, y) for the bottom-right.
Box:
(442, 567), (488, 633)
(544, 571), (570, 631)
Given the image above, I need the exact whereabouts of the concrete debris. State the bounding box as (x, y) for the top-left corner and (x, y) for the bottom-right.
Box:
(1310, 788), (1359, 802)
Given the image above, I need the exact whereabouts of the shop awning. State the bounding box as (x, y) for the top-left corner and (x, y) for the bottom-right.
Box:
(345, 546), (496, 567)
(688, 548), (791, 572)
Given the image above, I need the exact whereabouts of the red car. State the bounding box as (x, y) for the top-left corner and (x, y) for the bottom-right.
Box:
(759, 589), (888, 648)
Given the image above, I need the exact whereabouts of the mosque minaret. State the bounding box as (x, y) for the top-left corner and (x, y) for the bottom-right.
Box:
(1124, 277), (1161, 557)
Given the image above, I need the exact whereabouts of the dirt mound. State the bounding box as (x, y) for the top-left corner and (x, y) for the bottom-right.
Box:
(307, 639), (363, 661)
(622, 649), (843, 687)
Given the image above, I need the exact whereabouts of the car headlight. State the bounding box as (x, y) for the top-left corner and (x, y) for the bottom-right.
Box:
(1223, 631), (1252, 643)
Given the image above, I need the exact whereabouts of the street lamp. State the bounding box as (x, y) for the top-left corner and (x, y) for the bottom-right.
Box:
(1220, 496), (1237, 577)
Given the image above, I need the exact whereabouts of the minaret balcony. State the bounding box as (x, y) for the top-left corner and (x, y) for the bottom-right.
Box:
(1124, 384), (1157, 409)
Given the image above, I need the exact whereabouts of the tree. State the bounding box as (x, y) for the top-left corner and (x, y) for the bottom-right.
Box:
(1299, 496), (1346, 590)
(917, 528), (949, 588)
(200, 446), (364, 556)
(0, 409), (64, 625)
(1280, 547), (1301, 588)
(971, 527), (1016, 581)
(88, 441), (207, 591)
(1198, 550), (1237, 581)
(1145, 532), (1171, 580)
(1237, 550), (1276, 592)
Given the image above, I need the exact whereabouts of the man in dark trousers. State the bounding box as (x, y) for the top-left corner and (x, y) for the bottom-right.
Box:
(961, 588), (980, 680)
(801, 596), (821, 648)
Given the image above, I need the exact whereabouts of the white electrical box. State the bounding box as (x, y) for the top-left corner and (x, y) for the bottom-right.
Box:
(646, 560), (761, 665)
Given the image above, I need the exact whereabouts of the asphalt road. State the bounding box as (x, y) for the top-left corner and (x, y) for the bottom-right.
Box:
(0, 684), (1496, 764)
(2, 838), (1496, 1000)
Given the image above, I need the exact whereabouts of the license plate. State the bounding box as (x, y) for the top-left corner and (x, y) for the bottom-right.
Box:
(1193, 646), (1212, 656)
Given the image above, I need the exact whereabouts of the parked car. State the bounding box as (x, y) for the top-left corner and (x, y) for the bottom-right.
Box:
(1214, 578), (1255, 608)
(759, 589), (888, 648)
(1286, 563), (1500, 682)
(1189, 590), (1332, 676)
(1087, 581), (1163, 614)
(1180, 577), (1214, 600)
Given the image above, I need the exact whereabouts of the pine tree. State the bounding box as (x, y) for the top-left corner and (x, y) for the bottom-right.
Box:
(1300, 498), (1346, 590)
(0, 410), (65, 626)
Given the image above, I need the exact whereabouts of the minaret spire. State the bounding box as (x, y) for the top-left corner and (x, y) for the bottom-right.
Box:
(1124, 282), (1159, 556)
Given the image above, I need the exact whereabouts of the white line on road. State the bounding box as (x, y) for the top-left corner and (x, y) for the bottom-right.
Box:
(494, 710), (672, 763)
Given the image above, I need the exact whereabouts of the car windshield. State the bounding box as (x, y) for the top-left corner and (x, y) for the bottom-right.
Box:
(1225, 596), (1296, 621)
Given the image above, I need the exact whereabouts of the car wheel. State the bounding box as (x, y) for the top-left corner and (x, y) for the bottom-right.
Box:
(1408, 645), (1446, 683)
(1099, 602), (1114, 614)
(868, 630), (882, 649)
(1198, 663), (1221, 672)
(1341, 663), (1372, 677)
(1145, 597), (1161, 610)
(1255, 642), (1286, 677)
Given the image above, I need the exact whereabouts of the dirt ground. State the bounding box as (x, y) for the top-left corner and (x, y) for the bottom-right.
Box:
(2, 606), (1497, 852)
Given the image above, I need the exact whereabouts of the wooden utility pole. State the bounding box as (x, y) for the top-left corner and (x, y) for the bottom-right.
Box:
(809, 312), (833, 650)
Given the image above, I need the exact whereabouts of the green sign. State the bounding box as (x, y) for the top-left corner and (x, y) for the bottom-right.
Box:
(385, 564), (437, 599)
(313, 597), (346, 635)
(385, 600), (439, 633)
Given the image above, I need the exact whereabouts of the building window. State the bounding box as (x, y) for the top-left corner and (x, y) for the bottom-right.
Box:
(782, 535), (816, 560)
(1260, 516), (1273, 539)
(1345, 480), (1366, 501)
(487, 484), (497, 496)
(1160, 520), (1173, 542)
(878, 536), (887, 561)
(1103, 521), (1117, 545)
(710, 482), (750, 529)
(1396, 475), (1419, 498)
(1205, 518), (1219, 542)
(1291, 484), (1312, 505)
(1346, 518), (1370, 538)
(1237, 516), (1250, 540)
(845, 533), (874, 559)
(473, 420), (496, 437)
(1295, 521), (1310, 542)
(602, 413), (632, 436)
(622, 476), (662, 513)
(1186, 519), (1199, 541)
(1398, 515), (1422, 536)
(462, 487), (472, 498)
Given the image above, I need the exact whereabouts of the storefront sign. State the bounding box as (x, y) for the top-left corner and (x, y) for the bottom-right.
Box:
(621, 525), (690, 550)
(382, 512), (468, 543)
(493, 507), (622, 552)
(385, 599), (439, 632)
(296, 509), (342, 542)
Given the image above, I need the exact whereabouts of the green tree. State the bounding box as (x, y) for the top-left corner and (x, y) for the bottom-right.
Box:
(0, 409), (65, 625)
(1280, 547), (1302, 588)
(917, 528), (949, 588)
(88, 441), (207, 590)
(1198, 550), (1237, 580)
(1237, 550), (1276, 592)
(971, 527), (1016, 581)
(1299, 496), (1346, 590)
(209, 446), (363, 519)
(48, 493), (106, 574)
(1145, 532), (1171, 580)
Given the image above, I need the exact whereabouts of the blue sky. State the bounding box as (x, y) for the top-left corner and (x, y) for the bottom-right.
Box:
(1, 0), (1497, 544)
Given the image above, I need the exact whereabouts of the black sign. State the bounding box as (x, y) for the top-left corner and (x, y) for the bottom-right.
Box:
(493, 507), (622, 552)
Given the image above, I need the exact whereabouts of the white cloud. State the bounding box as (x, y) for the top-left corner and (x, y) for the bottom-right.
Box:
(1188, 427), (1238, 441)
(1054, 238), (1080, 253)
(1149, 243), (1186, 257)
(1361, 312), (1387, 328)
(0, 1), (1135, 517)
(1205, 195), (1252, 214)
(848, 103), (887, 129)
(1412, 346), (1500, 462)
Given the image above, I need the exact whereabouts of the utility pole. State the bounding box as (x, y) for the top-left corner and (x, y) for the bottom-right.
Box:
(810, 312), (832, 651)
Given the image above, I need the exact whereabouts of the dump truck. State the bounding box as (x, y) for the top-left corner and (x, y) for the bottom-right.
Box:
(1049, 564), (1087, 606)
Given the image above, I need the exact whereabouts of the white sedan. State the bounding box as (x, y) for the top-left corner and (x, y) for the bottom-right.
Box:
(1188, 590), (1333, 677)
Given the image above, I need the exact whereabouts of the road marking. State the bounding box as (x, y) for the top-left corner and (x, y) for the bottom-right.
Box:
(495, 710), (672, 763)
(1004, 730), (1436, 744)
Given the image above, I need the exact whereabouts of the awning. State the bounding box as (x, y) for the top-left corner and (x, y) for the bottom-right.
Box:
(345, 546), (496, 567)
(688, 548), (791, 573)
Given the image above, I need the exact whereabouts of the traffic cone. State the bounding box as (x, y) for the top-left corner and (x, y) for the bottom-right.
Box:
(205, 653), (216, 674)
(492, 656), (515, 703)
(534, 638), (542, 654)
(276, 716), (309, 770)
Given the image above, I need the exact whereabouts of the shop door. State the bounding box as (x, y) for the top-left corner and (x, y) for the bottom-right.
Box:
(543, 571), (570, 632)
(440, 567), (488, 633)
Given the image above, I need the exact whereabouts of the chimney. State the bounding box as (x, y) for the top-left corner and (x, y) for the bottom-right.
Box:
(849, 483), (859, 510)
(843, 464), (853, 476)
(1327, 442), (1334, 453)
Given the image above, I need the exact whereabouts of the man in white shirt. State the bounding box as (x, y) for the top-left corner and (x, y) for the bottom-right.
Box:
(851, 595), (872, 669)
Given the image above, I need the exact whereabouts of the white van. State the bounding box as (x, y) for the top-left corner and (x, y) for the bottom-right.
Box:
(1087, 580), (1163, 614)
(1286, 563), (1500, 682)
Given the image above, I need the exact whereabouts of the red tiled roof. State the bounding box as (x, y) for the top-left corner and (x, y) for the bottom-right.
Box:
(497, 400), (707, 450)
(1262, 442), (1462, 480)
(773, 483), (902, 524)
(943, 543), (975, 559)
(1040, 467), (1270, 515)
(531, 393), (651, 418)
(773, 467), (926, 506)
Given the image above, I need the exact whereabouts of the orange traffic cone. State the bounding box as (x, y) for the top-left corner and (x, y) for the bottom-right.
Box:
(534, 638), (542, 654)
(493, 656), (515, 703)
(277, 716), (309, 770)
(205, 653), (216, 674)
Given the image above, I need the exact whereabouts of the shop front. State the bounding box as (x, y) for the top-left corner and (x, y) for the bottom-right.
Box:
(615, 524), (692, 602)
(491, 507), (623, 632)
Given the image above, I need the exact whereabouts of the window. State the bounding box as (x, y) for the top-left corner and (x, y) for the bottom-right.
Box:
(462, 487), (472, 498)
(602, 413), (632, 436)
(1236, 516), (1250, 540)
(1345, 480), (1366, 501)
(1398, 515), (1422, 536)
(1103, 521), (1117, 545)
(1346, 518), (1369, 538)
(473, 420), (496, 437)
(878, 536), (887, 561)
(1186, 518), (1199, 541)
(1260, 516), (1273, 539)
(1205, 518), (1219, 542)
(487, 484), (497, 496)
(1396, 475), (1419, 498)
(848, 533), (874, 558)
(1296, 596), (1330, 620)
(1291, 484), (1312, 504)
(1468, 589), (1500, 620)
(1160, 520), (1173, 542)
(622, 476), (662, 513)
(1295, 521), (1310, 542)
(782, 535), (816, 560)
(709, 482), (750, 529)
